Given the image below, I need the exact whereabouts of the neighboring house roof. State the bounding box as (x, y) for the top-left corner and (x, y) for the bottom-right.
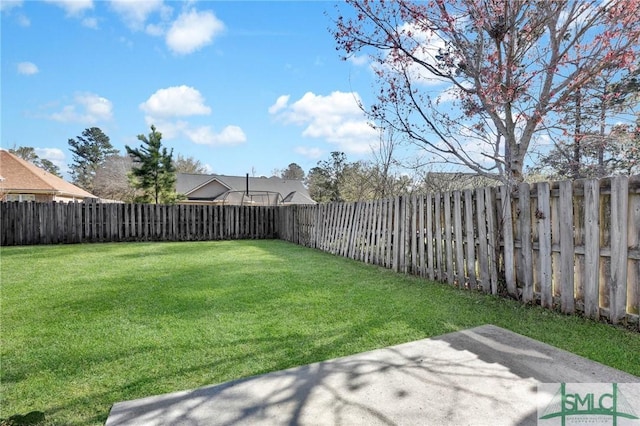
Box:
(176, 173), (316, 205)
(0, 149), (97, 199)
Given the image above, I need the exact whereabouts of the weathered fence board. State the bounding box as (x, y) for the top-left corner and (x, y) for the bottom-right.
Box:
(610, 176), (629, 324)
(499, 185), (517, 297)
(583, 179), (600, 319)
(453, 191), (465, 285)
(464, 190), (477, 289)
(537, 182), (552, 308)
(559, 180), (576, 313)
(476, 188), (489, 292)
(518, 183), (534, 303)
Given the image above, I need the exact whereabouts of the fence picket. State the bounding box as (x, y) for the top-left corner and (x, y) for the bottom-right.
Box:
(453, 192), (465, 285)
(610, 176), (629, 324)
(443, 192), (454, 284)
(518, 183), (534, 303)
(434, 194), (444, 282)
(476, 188), (489, 292)
(583, 179), (600, 319)
(418, 196), (425, 277)
(425, 194), (435, 281)
(464, 190), (477, 289)
(537, 182), (552, 309)
(558, 180), (576, 313)
(500, 185), (517, 298)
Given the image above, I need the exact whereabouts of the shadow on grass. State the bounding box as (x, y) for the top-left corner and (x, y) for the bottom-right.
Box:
(18, 322), (415, 425)
(105, 325), (637, 426)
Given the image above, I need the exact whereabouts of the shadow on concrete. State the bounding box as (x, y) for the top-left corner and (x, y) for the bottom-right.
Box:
(106, 325), (639, 426)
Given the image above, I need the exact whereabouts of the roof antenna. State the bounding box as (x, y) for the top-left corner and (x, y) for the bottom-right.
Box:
(246, 173), (249, 196)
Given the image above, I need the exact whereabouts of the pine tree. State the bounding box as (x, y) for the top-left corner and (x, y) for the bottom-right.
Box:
(125, 125), (177, 204)
(9, 146), (63, 177)
(68, 127), (118, 192)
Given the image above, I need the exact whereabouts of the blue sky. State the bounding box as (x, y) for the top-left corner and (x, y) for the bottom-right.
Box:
(1, 0), (383, 178)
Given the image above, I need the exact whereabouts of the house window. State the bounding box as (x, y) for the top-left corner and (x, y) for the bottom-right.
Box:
(5, 194), (36, 202)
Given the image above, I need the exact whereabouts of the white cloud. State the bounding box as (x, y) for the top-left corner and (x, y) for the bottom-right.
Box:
(49, 93), (113, 124)
(17, 14), (30, 26)
(347, 55), (369, 66)
(146, 118), (246, 147)
(17, 62), (38, 75)
(294, 146), (323, 159)
(141, 87), (245, 146)
(0, 0), (22, 12)
(142, 118), (187, 140)
(34, 148), (67, 172)
(376, 22), (450, 87)
(558, 3), (596, 30)
(145, 23), (164, 37)
(82, 16), (98, 29)
(271, 91), (377, 154)
(184, 125), (246, 146)
(436, 83), (472, 104)
(43, 0), (93, 16)
(109, 0), (165, 31)
(1, 2), (31, 26)
(140, 85), (211, 117)
(166, 9), (224, 55)
(268, 95), (290, 114)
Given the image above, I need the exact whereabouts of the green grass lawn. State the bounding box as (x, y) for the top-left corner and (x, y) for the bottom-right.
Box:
(1, 240), (639, 425)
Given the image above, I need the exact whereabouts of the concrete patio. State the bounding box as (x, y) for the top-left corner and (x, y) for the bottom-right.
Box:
(105, 325), (639, 426)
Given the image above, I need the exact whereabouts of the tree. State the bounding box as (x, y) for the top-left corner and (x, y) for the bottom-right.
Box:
(68, 127), (118, 192)
(281, 163), (305, 180)
(306, 152), (348, 202)
(307, 151), (414, 202)
(9, 146), (62, 177)
(369, 126), (409, 199)
(125, 125), (177, 204)
(537, 67), (640, 179)
(173, 154), (208, 174)
(93, 155), (140, 202)
(9, 146), (39, 163)
(340, 161), (382, 201)
(532, 119), (640, 179)
(334, 0), (640, 184)
(38, 159), (62, 178)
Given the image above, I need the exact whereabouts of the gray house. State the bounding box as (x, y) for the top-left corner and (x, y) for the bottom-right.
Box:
(176, 173), (316, 206)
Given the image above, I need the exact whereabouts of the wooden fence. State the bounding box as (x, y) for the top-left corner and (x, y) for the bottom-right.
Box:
(0, 202), (278, 245)
(279, 175), (640, 328)
(2, 176), (639, 328)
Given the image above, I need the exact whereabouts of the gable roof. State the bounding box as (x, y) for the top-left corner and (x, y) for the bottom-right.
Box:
(176, 173), (315, 204)
(0, 149), (97, 199)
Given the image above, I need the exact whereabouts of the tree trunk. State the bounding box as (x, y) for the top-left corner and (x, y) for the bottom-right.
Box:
(572, 90), (582, 180)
